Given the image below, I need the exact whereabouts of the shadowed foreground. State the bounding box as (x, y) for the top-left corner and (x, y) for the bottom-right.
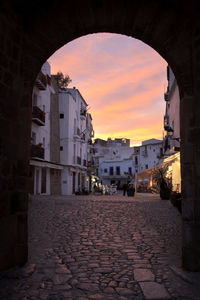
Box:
(0, 194), (200, 299)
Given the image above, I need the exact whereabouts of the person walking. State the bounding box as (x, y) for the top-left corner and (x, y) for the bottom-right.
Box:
(123, 183), (128, 196)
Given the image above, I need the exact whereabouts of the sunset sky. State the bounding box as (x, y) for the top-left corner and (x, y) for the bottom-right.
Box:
(48, 33), (168, 146)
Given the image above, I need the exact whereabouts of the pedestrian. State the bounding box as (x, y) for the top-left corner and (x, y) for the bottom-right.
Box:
(123, 183), (128, 196)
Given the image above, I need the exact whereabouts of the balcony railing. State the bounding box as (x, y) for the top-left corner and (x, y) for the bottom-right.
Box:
(142, 151), (148, 157)
(35, 71), (47, 90)
(32, 106), (45, 125)
(80, 109), (86, 119)
(164, 92), (169, 101)
(77, 156), (81, 165)
(74, 127), (81, 137)
(81, 133), (86, 141)
(31, 144), (44, 159)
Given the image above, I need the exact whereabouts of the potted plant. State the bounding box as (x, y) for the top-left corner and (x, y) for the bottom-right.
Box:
(152, 164), (172, 200)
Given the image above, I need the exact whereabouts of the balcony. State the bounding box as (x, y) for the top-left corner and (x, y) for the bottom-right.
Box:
(81, 133), (86, 141)
(32, 106), (45, 126)
(35, 71), (47, 90)
(80, 109), (86, 119)
(77, 156), (81, 165)
(74, 127), (81, 138)
(164, 115), (170, 131)
(164, 92), (169, 101)
(142, 151), (148, 157)
(31, 144), (44, 159)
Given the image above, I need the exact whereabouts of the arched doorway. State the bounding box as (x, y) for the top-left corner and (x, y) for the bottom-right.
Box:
(0, 0), (199, 271)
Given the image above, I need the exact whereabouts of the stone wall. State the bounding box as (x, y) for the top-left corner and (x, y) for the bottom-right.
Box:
(0, 0), (200, 271)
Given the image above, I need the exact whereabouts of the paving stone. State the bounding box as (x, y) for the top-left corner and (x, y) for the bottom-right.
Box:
(140, 282), (171, 299)
(95, 267), (113, 274)
(116, 287), (134, 296)
(108, 280), (118, 287)
(77, 283), (100, 291)
(52, 274), (71, 285)
(134, 269), (155, 281)
(88, 294), (105, 299)
(103, 287), (116, 293)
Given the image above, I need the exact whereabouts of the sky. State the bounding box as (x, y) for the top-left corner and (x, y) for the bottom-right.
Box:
(48, 33), (168, 146)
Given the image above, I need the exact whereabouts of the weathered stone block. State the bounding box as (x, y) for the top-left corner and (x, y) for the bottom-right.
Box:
(140, 282), (170, 299)
(134, 268), (155, 281)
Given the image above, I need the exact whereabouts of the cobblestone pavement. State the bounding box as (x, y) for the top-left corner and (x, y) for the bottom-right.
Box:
(1, 194), (200, 300)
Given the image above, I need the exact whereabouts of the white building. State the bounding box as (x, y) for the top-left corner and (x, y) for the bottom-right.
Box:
(59, 88), (93, 194)
(86, 113), (95, 192)
(163, 66), (180, 153)
(139, 139), (163, 172)
(30, 62), (63, 195)
(93, 138), (163, 188)
(162, 65), (181, 192)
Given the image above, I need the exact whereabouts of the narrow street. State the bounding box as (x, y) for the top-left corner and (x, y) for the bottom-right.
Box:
(0, 194), (200, 300)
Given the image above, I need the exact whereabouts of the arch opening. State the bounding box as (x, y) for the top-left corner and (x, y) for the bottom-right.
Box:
(0, 0), (199, 274)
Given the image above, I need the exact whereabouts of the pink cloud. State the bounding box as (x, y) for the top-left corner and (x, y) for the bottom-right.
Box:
(48, 33), (167, 144)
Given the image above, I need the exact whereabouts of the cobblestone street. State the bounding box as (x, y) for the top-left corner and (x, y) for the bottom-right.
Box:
(0, 194), (200, 299)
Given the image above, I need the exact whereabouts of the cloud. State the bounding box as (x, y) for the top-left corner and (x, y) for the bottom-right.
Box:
(48, 33), (167, 144)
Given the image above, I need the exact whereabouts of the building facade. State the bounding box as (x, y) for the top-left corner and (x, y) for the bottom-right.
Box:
(30, 62), (62, 195)
(93, 138), (163, 189)
(163, 66), (180, 154)
(59, 88), (93, 195)
(139, 139), (163, 172)
(162, 65), (181, 192)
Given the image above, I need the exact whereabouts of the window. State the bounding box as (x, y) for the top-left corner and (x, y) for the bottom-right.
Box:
(116, 166), (120, 175)
(104, 168), (107, 173)
(60, 113), (64, 119)
(109, 167), (114, 175)
(60, 146), (63, 151)
(145, 164), (148, 169)
(128, 167), (132, 175)
(43, 137), (45, 147)
(135, 156), (138, 165)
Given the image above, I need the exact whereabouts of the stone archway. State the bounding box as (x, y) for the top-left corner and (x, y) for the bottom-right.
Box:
(0, 0), (200, 271)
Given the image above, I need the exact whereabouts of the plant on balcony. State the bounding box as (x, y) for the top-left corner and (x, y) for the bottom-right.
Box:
(152, 164), (172, 200)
